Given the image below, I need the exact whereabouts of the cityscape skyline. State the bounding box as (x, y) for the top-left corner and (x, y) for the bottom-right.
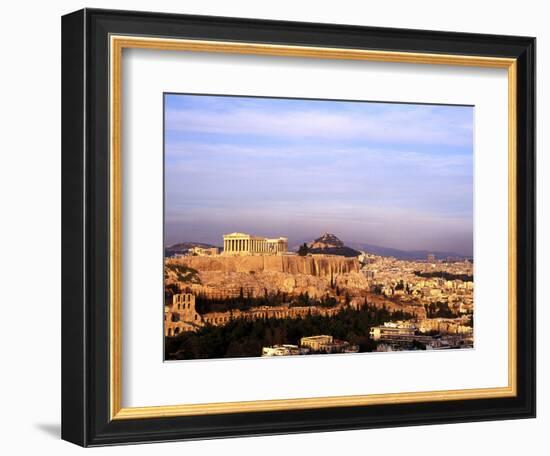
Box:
(164, 94), (474, 255)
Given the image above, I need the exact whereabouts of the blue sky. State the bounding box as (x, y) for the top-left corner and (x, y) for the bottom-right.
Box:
(164, 94), (473, 255)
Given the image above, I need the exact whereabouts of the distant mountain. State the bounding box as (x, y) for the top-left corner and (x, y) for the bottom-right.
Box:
(165, 242), (220, 257)
(347, 242), (470, 261)
(305, 233), (361, 258)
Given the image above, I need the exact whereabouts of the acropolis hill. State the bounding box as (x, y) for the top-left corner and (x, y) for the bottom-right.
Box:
(165, 232), (372, 306)
(166, 232), (368, 302)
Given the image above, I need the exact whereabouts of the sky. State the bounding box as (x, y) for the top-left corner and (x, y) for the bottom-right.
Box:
(164, 94), (474, 255)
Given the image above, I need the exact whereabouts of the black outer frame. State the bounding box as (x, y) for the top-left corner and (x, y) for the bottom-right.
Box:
(61, 8), (536, 447)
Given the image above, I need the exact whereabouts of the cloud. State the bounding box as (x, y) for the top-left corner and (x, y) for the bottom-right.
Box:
(165, 141), (472, 175)
(165, 100), (473, 147)
(163, 94), (474, 254)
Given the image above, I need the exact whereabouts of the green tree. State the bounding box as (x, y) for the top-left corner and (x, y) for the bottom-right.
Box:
(164, 283), (180, 306)
(297, 243), (309, 256)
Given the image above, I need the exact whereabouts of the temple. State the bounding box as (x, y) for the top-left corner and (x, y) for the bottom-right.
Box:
(222, 232), (288, 255)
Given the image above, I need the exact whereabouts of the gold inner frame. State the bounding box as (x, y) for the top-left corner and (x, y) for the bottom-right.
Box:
(109, 35), (517, 420)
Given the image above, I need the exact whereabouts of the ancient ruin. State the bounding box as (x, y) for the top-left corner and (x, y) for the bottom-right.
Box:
(222, 232), (288, 255)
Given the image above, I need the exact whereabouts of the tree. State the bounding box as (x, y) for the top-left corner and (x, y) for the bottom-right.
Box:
(297, 243), (309, 256)
(165, 304), (417, 360)
(298, 292), (310, 307)
(164, 282), (180, 306)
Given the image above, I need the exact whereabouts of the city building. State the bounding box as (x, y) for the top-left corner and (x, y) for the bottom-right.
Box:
(370, 322), (416, 341)
(262, 345), (305, 356)
(300, 335), (334, 351)
(369, 320), (473, 350)
(300, 335), (359, 354)
(223, 232), (288, 255)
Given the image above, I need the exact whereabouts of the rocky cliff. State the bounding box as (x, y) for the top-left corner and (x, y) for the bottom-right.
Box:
(169, 254), (359, 277)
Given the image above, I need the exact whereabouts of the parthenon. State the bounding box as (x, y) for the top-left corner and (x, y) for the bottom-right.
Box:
(223, 232), (288, 255)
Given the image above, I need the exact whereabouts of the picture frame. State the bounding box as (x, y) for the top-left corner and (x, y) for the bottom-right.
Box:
(61, 8), (536, 446)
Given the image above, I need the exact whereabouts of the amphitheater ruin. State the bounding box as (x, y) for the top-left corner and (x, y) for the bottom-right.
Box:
(164, 292), (344, 337)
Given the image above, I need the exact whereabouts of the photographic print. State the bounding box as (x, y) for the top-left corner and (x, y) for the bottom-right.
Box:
(163, 94), (474, 361)
(62, 12), (535, 444)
